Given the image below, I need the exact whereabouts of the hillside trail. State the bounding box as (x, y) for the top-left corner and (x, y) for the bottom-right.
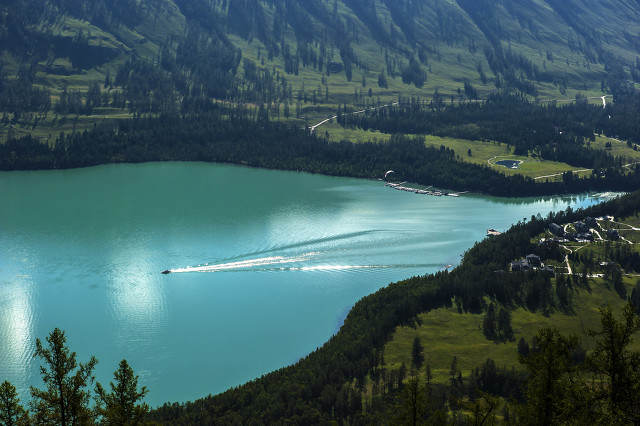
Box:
(309, 102), (399, 133)
(310, 95), (611, 134)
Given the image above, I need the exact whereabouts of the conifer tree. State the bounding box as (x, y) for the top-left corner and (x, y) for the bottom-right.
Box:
(584, 302), (640, 423)
(30, 328), (98, 426)
(518, 328), (580, 424)
(0, 381), (28, 426)
(411, 337), (424, 369)
(95, 359), (149, 425)
(391, 377), (428, 426)
(424, 363), (433, 386)
(630, 280), (640, 315)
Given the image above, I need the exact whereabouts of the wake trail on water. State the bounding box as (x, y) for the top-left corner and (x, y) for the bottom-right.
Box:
(163, 229), (452, 274)
(216, 230), (384, 264)
(164, 230), (416, 274)
(168, 254), (439, 274)
(170, 254), (312, 273)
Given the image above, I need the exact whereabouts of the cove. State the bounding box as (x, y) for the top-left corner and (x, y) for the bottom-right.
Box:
(0, 162), (610, 406)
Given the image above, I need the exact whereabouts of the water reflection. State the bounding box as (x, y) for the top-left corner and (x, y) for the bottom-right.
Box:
(0, 276), (36, 390)
(107, 247), (166, 350)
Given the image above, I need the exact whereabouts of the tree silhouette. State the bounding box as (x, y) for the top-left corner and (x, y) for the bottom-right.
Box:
(0, 381), (28, 425)
(95, 359), (149, 425)
(30, 328), (98, 426)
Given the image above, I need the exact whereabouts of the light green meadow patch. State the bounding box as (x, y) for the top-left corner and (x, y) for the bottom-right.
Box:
(432, 139), (583, 180)
(592, 135), (640, 163)
(320, 121), (391, 143)
(383, 279), (638, 385)
(2, 108), (132, 144)
(424, 136), (512, 167)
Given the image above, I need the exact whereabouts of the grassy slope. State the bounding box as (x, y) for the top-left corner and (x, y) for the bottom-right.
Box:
(385, 278), (639, 384)
(0, 0), (184, 143)
(16, 0), (636, 107)
(22, 0), (185, 93)
(230, 0), (616, 110)
(384, 212), (640, 384)
(1, 108), (132, 144)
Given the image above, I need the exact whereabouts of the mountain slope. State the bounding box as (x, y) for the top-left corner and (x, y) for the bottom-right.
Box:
(2, 0), (640, 117)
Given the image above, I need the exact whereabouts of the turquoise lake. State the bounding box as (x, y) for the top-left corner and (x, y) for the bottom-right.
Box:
(0, 162), (610, 406)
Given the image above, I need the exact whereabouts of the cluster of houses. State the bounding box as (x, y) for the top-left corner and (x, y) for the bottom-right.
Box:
(509, 216), (625, 275)
(549, 217), (595, 242)
(510, 254), (555, 276)
(548, 217), (619, 242)
(508, 217), (620, 277)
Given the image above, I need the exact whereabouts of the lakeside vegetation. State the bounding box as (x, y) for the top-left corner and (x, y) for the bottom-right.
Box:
(1, 328), (150, 425)
(4, 0), (640, 194)
(5, 88), (640, 197)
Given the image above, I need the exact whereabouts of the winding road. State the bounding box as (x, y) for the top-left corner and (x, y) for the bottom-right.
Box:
(309, 102), (399, 133)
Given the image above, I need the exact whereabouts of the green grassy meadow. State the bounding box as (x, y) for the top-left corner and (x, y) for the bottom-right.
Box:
(312, 123), (595, 181)
(383, 278), (639, 385)
(1, 108), (132, 144)
(383, 210), (640, 385)
(592, 135), (640, 163)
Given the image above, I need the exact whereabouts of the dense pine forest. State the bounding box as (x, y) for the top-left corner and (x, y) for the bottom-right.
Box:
(4, 88), (640, 197)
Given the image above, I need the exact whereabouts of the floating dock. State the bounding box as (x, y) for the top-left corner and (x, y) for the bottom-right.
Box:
(384, 182), (463, 197)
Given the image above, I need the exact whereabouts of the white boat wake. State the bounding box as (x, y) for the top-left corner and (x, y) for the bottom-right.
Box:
(164, 253), (438, 274)
(168, 255), (312, 273)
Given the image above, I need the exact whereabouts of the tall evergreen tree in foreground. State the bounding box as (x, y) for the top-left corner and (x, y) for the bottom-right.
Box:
(583, 302), (640, 423)
(391, 377), (429, 426)
(517, 328), (580, 424)
(0, 381), (28, 425)
(30, 328), (98, 426)
(95, 359), (149, 425)
(516, 302), (640, 424)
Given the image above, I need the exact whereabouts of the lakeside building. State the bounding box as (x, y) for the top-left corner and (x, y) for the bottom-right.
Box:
(549, 223), (564, 236)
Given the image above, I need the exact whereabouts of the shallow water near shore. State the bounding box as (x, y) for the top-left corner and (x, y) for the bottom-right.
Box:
(0, 162), (609, 406)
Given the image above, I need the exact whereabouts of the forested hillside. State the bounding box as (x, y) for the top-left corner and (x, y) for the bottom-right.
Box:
(4, 94), (640, 197)
(3, 0), (640, 119)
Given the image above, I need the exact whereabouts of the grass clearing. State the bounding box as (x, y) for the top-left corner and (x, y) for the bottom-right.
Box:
(425, 137), (586, 179)
(592, 135), (640, 163)
(311, 124), (598, 181)
(321, 121), (391, 143)
(1, 108), (132, 144)
(383, 279), (638, 385)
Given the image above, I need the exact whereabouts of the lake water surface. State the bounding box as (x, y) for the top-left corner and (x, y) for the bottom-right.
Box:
(0, 163), (609, 406)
